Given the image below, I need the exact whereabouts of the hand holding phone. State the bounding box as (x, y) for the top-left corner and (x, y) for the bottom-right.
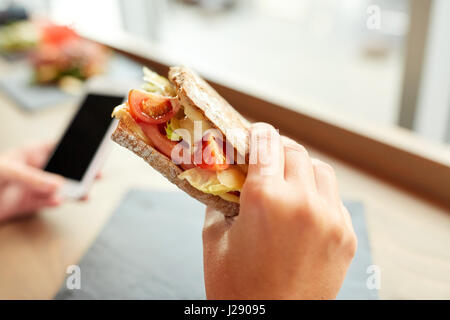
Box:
(0, 142), (63, 222)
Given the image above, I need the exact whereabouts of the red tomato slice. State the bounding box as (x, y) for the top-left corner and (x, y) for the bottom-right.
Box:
(139, 122), (194, 170)
(128, 90), (179, 124)
(195, 134), (229, 171)
(139, 123), (177, 158)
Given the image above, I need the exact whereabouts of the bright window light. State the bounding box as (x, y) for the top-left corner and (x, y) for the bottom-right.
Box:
(49, 0), (123, 34)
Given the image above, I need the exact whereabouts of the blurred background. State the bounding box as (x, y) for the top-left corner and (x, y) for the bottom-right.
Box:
(0, 0), (449, 146)
(0, 0), (449, 300)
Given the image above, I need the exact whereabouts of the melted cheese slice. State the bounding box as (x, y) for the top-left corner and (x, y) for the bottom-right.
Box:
(178, 166), (245, 202)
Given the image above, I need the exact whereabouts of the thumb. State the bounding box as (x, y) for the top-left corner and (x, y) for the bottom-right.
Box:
(0, 159), (63, 194)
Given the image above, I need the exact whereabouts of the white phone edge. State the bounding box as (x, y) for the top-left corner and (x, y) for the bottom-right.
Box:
(59, 118), (118, 200)
(57, 77), (128, 200)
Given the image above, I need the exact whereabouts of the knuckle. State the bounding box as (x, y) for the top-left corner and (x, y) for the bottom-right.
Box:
(243, 180), (275, 204)
(258, 182), (274, 197)
(250, 123), (277, 140)
(282, 136), (307, 152)
(291, 193), (320, 224)
(314, 160), (335, 175)
(296, 144), (308, 154)
(329, 223), (358, 259)
(251, 122), (275, 132)
(329, 223), (346, 245)
(293, 144), (309, 157)
(281, 136), (295, 146)
(345, 231), (358, 258)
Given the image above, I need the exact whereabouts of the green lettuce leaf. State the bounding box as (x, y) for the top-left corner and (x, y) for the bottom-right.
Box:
(165, 118), (182, 141)
(178, 168), (239, 196)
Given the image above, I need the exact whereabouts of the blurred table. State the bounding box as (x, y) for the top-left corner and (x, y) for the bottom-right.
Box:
(0, 59), (449, 300)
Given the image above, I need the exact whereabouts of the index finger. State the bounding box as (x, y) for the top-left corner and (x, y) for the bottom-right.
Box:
(282, 136), (316, 188)
(0, 160), (63, 194)
(22, 141), (56, 168)
(247, 123), (284, 182)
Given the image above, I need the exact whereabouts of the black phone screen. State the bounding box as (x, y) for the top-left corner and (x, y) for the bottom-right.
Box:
(44, 93), (124, 181)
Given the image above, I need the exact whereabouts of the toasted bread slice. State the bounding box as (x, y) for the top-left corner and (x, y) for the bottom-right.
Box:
(169, 66), (250, 160)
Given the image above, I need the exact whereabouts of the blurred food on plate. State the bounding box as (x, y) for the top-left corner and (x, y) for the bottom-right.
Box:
(30, 23), (110, 86)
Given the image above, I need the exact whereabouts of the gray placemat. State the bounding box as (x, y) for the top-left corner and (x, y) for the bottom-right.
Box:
(337, 201), (378, 300)
(55, 190), (378, 300)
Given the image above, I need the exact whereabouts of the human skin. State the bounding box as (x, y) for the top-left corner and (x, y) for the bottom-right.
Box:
(0, 142), (63, 223)
(202, 123), (357, 299)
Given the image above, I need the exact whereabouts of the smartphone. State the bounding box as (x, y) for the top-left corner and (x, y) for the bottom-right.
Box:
(44, 83), (125, 199)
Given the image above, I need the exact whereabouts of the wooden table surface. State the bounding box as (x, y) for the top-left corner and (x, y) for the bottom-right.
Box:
(0, 60), (449, 300)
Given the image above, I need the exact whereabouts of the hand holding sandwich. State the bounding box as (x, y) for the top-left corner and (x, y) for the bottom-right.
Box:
(202, 123), (357, 299)
(110, 66), (357, 299)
